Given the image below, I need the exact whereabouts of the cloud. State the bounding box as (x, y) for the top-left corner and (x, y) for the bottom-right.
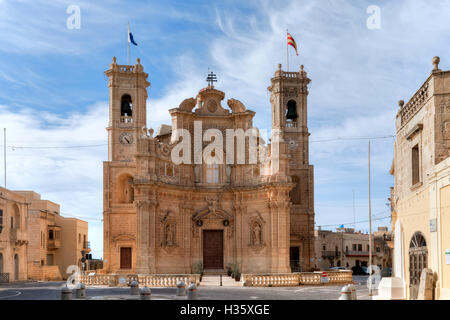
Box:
(0, 102), (107, 256)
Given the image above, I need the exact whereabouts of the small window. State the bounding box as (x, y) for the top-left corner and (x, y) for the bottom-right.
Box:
(0, 209), (3, 233)
(206, 163), (219, 184)
(49, 230), (54, 240)
(358, 244), (362, 251)
(367, 245), (370, 251)
(352, 244), (357, 251)
(412, 144), (420, 185)
(322, 245), (326, 251)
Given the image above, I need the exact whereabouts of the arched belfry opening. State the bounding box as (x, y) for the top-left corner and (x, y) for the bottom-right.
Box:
(286, 100), (298, 127)
(121, 94), (133, 117)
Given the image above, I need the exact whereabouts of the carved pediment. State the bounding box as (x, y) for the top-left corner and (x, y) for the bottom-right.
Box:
(112, 234), (136, 242)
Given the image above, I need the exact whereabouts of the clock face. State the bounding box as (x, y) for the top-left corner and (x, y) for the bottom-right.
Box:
(119, 132), (133, 145)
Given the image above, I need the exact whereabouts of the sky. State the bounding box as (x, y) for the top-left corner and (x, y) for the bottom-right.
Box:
(1, 0), (450, 260)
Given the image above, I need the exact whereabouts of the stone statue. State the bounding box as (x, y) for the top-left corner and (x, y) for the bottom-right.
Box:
(252, 222), (262, 245)
(166, 224), (174, 246)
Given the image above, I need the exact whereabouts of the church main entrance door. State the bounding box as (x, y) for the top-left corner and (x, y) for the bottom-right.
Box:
(203, 230), (224, 270)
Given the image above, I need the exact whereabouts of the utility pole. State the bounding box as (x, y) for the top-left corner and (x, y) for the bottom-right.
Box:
(368, 141), (373, 296)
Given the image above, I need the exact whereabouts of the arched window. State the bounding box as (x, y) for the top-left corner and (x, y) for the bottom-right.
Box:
(206, 164), (219, 184)
(286, 100), (298, 120)
(121, 94), (133, 117)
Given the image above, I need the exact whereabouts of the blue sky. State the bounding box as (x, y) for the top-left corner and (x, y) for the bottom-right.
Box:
(1, 0), (450, 260)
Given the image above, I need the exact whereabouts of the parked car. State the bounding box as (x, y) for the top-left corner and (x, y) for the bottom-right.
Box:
(328, 267), (346, 271)
(351, 266), (368, 275)
(381, 267), (392, 277)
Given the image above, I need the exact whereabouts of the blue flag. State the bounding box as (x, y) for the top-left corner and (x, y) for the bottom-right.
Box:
(128, 26), (138, 46)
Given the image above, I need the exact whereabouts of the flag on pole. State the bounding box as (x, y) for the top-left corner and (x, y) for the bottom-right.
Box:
(128, 26), (138, 46)
(287, 32), (298, 56)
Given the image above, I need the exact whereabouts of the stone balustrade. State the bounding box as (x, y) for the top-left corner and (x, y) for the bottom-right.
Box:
(242, 271), (353, 287)
(80, 273), (200, 287)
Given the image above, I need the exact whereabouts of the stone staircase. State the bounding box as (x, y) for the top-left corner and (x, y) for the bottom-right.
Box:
(200, 275), (243, 287)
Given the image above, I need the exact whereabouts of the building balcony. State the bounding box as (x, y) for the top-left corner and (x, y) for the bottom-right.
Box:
(47, 238), (61, 250)
(322, 251), (341, 259)
(10, 229), (27, 246)
(344, 251), (378, 257)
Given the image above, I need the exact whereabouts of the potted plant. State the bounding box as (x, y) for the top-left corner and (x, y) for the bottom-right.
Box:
(192, 260), (203, 281)
(226, 263), (233, 277)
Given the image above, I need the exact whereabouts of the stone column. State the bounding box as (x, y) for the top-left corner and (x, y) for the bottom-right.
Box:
(135, 200), (151, 274)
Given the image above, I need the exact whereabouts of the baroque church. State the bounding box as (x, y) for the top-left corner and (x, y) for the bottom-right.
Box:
(102, 57), (315, 274)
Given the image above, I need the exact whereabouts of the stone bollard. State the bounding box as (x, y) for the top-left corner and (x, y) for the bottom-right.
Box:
(75, 283), (86, 299)
(140, 287), (151, 300)
(349, 284), (357, 300)
(187, 282), (198, 300)
(176, 280), (186, 296)
(130, 280), (140, 295)
(338, 285), (352, 300)
(61, 286), (72, 300)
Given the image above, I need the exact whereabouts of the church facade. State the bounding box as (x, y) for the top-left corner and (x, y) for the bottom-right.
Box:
(102, 57), (315, 274)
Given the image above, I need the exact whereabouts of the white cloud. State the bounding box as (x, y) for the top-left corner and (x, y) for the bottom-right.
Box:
(0, 102), (107, 256)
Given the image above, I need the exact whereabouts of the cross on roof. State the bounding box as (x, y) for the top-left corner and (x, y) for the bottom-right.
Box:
(206, 71), (217, 87)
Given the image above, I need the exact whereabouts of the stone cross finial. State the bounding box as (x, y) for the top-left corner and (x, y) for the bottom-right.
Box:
(398, 100), (404, 109)
(137, 58), (141, 64)
(432, 56), (440, 71)
(278, 63), (282, 70)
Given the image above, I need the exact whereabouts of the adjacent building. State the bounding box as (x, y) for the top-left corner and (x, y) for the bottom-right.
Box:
(0, 188), (89, 282)
(103, 58), (315, 274)
(0, 187), (28, 282)
(314, 227), (392, 271)
(391, 56), (450, 299)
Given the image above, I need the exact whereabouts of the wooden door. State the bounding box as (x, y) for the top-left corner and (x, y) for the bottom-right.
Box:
(120, 247), (132, 269)
(203, 230), (223, 269)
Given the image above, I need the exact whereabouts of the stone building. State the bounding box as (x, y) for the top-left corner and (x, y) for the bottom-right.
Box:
(17, 191), (90, 280)
(0, 187), (28, 282)
(102, 58), (315, 274)
(314, 227), (392, 271)
(0, 187), (89, 282)
(390, 56), (450, 299)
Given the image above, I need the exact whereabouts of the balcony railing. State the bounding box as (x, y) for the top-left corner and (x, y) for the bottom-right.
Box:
(47, 238), (61, 250)
(322, 251), (341, 259)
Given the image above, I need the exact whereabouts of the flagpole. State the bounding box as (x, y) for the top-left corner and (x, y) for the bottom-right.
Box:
(127, 22), (130, 65)
(368, 140), (373, 296)
(3, 128), (6, 188)
(286, 29), (289, 72)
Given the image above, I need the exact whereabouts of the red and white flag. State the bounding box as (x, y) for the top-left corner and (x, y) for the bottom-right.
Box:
(287, 32), (299, 56)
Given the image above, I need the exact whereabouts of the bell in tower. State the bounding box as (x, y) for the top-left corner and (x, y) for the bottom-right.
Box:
(286, 100), (298, 120)
(121, 94), (133, 117)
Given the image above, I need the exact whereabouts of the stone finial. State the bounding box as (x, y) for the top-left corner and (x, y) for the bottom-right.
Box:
(112, 56), (117, 64)
(432, 56), (440, 71)
(398, 100), (404, 108)
(137, 58), (141, 64)
(300, 65), (304, 71)
(278, 63), (282, 70)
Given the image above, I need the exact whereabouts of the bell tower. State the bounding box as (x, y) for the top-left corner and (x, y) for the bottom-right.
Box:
(268, 63), (315, 271)
(104, 57), (150, 162)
